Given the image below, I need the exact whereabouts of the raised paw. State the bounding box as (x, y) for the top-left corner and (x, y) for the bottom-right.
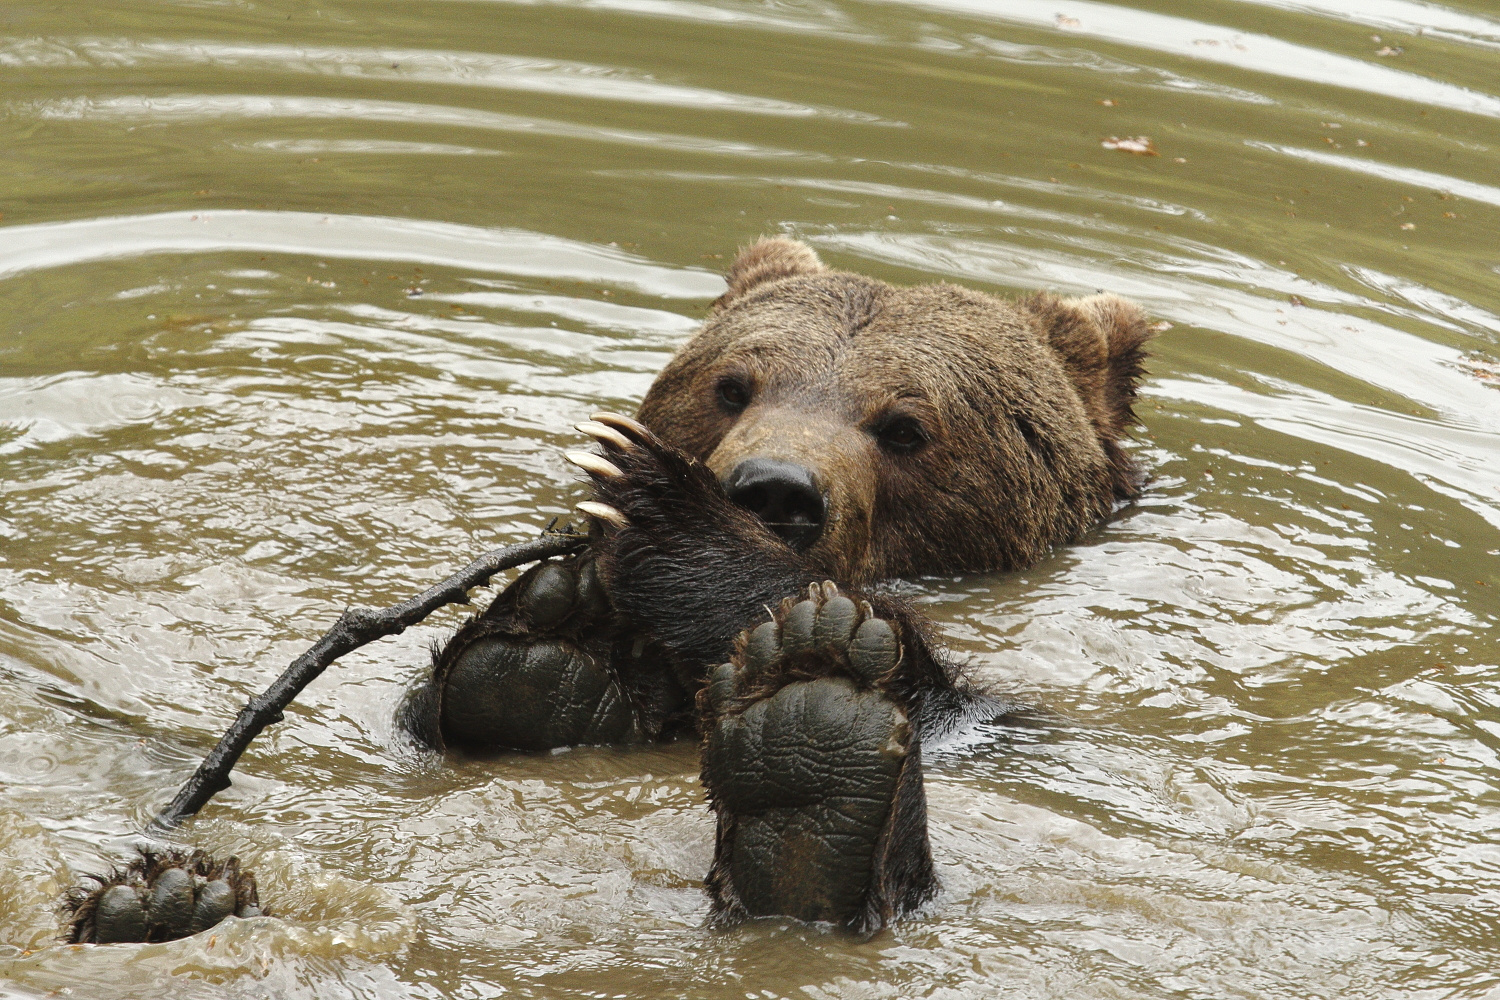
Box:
(568, 412), (681, 532)
(566, 413), (816, 674)
(568, 412), (769, 545)
(63, 848), (262, 944)
(698, 582), (936, 936)
(425, 554), (646, 752)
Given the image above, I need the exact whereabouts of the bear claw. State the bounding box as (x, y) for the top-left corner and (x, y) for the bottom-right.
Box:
(699, 582), (934, 936)
(575, 500), (627, 528)
(574, 419), (637, 452)
(63, 849), (263, 944)
(564, 451), (623, 479)
(588, 411), (651, 441)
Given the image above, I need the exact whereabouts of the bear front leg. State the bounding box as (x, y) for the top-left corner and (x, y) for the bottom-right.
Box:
(697, 582), (937, 936)
(567, 418), (947, 932)
(402, 551), (690, 752)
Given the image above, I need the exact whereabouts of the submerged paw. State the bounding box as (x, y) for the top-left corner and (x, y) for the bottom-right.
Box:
(63, 848), (263, 944)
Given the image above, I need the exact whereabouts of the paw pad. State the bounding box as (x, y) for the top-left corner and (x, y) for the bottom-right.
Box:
(849, 617), (900, 686)
(511, 557), (607, 630)
(435, 554), (640, 751)
(701, 582), (926, 931)
(742, 621), (780, 677)
(516, 562), (576, 627)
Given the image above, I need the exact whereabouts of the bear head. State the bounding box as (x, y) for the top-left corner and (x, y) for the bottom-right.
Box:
(635, 237), (1151, 584)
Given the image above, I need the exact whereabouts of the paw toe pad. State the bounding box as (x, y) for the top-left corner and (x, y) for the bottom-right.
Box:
(709, 582), (902, 713)
(65, 850), (263, 944)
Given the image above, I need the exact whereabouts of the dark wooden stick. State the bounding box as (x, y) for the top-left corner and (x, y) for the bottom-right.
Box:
(148, 530), (586, 834)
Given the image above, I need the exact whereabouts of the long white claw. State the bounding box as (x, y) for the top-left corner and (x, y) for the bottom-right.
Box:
(589, 411), (650, 438)
(565, 450), (623, 479)
(574, 420), (633, 452)
(576, 501), (628, 528)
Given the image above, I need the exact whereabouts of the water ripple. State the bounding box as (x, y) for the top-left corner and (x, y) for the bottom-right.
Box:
(890, 0), (1500, 118)
(1, 37), (899, 123)
(0, 210), (725, 297)
(24, 94), (826, 160)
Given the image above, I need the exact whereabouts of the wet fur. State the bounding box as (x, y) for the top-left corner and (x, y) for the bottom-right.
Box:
(586, 422), (959, 705)
(639, 238), (1153, 582)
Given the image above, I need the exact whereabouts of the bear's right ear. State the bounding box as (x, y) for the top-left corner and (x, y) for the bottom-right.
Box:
(712, 237), (826, 311)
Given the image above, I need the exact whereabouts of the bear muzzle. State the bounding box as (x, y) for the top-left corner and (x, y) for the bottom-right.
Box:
(722, 457), (826, 553)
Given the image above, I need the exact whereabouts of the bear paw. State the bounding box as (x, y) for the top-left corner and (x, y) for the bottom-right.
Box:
(698, 582), (936, 937)
(430, 556), (643, 751)
(63, 848), (263, 944)
(568, 412), (817, 675)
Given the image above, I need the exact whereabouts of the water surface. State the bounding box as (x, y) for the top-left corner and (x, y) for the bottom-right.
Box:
(2, 1), (1499, 996)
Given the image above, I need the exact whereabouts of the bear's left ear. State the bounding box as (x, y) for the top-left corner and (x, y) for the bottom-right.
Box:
(1028, 292), (1152, 442)
(712, 237), (826, 311)
(1027, 291), (1154, 496)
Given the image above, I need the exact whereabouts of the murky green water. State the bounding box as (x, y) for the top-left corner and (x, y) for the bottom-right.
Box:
(2, 0), (1498, 996)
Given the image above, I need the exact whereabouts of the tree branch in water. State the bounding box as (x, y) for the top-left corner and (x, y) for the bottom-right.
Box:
(149, 530), (587, 834)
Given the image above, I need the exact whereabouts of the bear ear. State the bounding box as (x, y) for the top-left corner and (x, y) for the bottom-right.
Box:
(1026, 291), (1155, 495)
(713, 237), (826, 310)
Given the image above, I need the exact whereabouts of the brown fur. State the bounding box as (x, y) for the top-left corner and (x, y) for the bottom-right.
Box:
(636, 237), (1152, 584)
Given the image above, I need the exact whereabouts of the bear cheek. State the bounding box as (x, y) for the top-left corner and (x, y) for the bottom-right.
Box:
(637, 380), (736, 462)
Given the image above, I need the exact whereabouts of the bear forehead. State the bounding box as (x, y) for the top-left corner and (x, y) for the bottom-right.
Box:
(701, 273), (1062, 401)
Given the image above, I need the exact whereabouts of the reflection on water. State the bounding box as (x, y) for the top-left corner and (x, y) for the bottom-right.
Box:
(1, 0), (1497, 996)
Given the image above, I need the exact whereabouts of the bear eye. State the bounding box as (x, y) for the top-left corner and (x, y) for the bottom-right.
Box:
(875, 416), (927, 455)
(716, 377), (751, 413)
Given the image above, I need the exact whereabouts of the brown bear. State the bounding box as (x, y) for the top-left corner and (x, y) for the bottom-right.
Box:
(66, 237), (1150, 944)
(401, 236), (1152, 936)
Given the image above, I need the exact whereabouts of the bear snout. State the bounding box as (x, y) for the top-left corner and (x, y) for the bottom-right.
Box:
(722, 458), (826, 552)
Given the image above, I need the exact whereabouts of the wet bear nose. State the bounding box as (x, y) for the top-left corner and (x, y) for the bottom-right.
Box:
(723, 458), (826, 552)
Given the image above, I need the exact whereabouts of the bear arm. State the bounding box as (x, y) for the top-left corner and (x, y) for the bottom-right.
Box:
(587, 424), (820, 672)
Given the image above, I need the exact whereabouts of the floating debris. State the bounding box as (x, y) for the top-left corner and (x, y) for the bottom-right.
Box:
(1458, 354), (1500, 386)
(1102, 136), (1158, 156)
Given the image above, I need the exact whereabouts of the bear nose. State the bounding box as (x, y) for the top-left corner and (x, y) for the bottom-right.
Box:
(722, 458), (825, 552)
